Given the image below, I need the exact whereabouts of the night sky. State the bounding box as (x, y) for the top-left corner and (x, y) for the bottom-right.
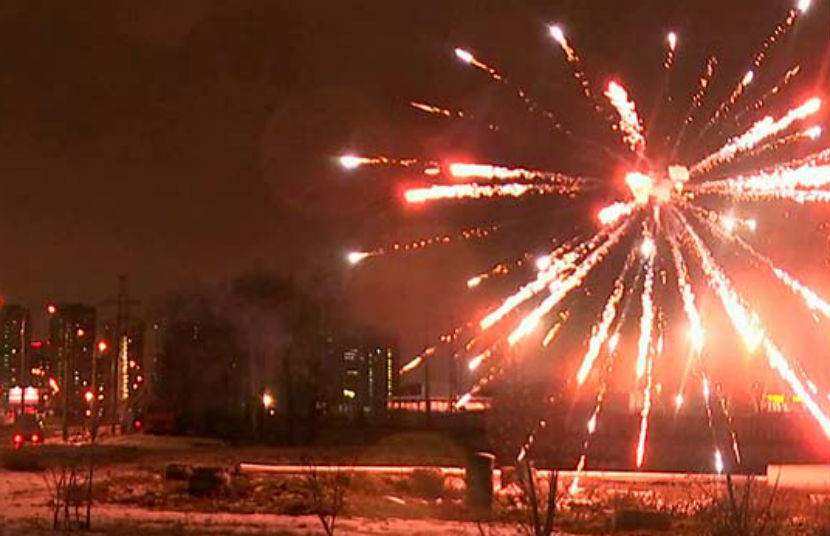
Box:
(1, 0), (828, 386)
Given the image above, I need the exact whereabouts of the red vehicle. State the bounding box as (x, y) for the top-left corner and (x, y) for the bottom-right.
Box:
(11, 414), (44, 448)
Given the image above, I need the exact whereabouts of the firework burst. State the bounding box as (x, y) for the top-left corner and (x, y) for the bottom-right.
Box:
(341, 0), (829, 478)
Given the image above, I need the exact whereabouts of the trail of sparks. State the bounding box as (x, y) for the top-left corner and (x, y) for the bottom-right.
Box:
(635, 229), (657, 380)
(700, 376), (722, 471)
(732, 126), (822, 165)
(667, 232), (739, 472)
(690, 97), (822, 176)
(338, 154), (426, 170)
(347, 225), (499, 266)
(676, 209), (830, 439)
(446, 162), (586, 186)
(696, 70), (756, 141)
(467, 262), (512, 289)
(697, 1), (807, 140)
(549, 25), (593, 100)
(635, 339), (656, 468)
(664, 32), (678, 71)
(715, 385), (743, 465)
(693, 161), (830, 198)
(751, 4), (806, 71)
(669, 237), (705, 356)
(455, 47), (567, 132)
(598, 201), (639, 227)
(687, 205), (757, 235)
(506, 220), (634, 346)
(670, 56), (718, 158)
(605, 81), (647, 153)
(410, 101), (501, 132)
(693, 210), (830, 320)
(479, 235), (599, 330)
(404, 182), (581, 204)
(410, 101), (465, 119)
(576, 249), (636, 385)
(685, 56), (718, 128)
(569, 329), (625, 494)
(731, 65), (801, 127)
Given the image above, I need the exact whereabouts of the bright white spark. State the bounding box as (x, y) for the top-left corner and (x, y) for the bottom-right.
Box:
(340, 155), (366, 169)
(667, 32), (678, 51)
(454, 48), (474, 64)
(347, 251), (370, 265)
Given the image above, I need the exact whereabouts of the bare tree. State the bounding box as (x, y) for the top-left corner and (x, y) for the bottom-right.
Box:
(512, 462), (559, 536)
(42, 460), (92, 531)
(701, 474), (784, 536)
(302, 463), (352, 536)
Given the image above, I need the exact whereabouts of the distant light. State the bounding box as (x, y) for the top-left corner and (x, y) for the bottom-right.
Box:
(722, 216), (737, 233)
(675, 394), (684, 410)
(640, 237), (656, 259)
(347, 251), (370, 266)
(262, 392), (275, 408)
(746, 219), (757, 232)
(76, 328), (85, 337)
(343, 389), (356, 400)
(535, 256), (552, 271)
(798, 0), (811, 13)
(742, 70), (755, 86)
(667, 32), (678, 51)
(548, 25), (566, 46)
(587, 414), (597, 434)
(454, 48), (474, 64)
(47, 304), (57, 315)
(97, 341), (108, 353)
(84, 391), (94, 403)
(466, 276), (483, 289)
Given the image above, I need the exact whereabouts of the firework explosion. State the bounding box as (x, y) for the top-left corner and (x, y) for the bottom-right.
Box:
(340, 0), (828, 479)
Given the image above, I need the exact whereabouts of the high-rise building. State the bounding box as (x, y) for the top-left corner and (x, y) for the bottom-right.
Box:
(338, 330), (398, 416)
(48, 304), (97, 417)
(0, 305), (31, 393)
(99, 319), (146, 417)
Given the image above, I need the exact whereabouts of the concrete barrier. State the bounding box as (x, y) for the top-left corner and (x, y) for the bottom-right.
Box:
(767, 465), (830, 491)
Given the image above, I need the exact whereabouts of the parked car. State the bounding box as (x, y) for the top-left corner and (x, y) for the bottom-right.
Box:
(11, 414), (45, 448)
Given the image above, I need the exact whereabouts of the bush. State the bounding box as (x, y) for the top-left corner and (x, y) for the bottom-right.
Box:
(409, 469), (445, 499)
(614, 509), (672, 531)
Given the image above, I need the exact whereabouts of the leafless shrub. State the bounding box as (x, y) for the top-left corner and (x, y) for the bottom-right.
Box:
(302, 462), (352, 535)
(42, 462), (90, 531)
(699, 474), (786, 536)
(502, 462), (558, 536)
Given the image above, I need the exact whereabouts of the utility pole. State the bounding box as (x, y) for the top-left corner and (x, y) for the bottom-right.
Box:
(62, 325), (70, 442)
(112, 275), (129, 433)
(96, 276), (140, 434)
(18, 314), (27, 388)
